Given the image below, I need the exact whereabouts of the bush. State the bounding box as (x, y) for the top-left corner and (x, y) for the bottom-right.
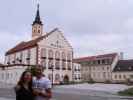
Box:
(104, 80), (111, 84)
(26, 65), (36, 76)
(125, 78), (133, 86)
(87, 78), (95, 84)
(118, 88), (133, 96)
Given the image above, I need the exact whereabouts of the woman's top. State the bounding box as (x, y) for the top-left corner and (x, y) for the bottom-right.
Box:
(15, 85), (34, 100)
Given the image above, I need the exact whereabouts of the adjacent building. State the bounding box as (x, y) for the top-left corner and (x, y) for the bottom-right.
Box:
(74, 53), (133, 83)
(74, 53), (119, 82)
(112, 60), (133, 83)
(0, 64), (28, 84)
(72, 63), (81, 82)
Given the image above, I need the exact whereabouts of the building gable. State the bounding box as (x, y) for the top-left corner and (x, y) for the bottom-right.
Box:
(38, 28), (73, 50)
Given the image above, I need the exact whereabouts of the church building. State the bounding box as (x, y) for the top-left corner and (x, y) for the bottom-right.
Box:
(4, 4), (73, 84)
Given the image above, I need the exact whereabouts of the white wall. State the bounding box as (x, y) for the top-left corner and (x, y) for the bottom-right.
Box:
(37, 29), (73, 84)
(0, 66), (27, 84)
(73, 63), (82, 82)
(5, 47), (37, 65)
(112, 72), (133, 83)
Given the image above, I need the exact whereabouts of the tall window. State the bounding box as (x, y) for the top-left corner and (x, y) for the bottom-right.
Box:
(62, 61), (66, 70)
(26, 49), (30, 65)
(41, 48), (46, 57)
(102, 59), (105, 64)
(55, 61), (60, 69)
(55, 51), (60, 59)
(103, 72), (106, 78)
(67, 52), (71, 60)
(48, 74), (52, 81)
(48, 50), (53, 58)
(20, 52), (23, 63)
(98, 60), (100, 64)
(12, 54), (16, 64)
(62, 52), (66, 60)
(55, 74), (60, 81)
(48, 60), (53, 69)
(67, 62), (71, 70)
(119, 75), (121, 79)
(123, 75), (126, 79)
(41, 60), (46, 69)
(115, 75), (117, 79)
(7, 56), (10, 64)
(27, 49), (31, 58)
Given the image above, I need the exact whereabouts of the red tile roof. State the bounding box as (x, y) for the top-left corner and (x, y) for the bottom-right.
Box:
(73, 53), (118, 63)
(5, 28), (58, 55)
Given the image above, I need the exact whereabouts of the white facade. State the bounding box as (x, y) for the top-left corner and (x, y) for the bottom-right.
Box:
(37, 29), (73, 84)
(75, 53), (120, 82)
(73, 63), (81, 82)
(0, 65), (28, 84)
(4, 28), (73, 84)
(4, 4), (73, 85)
(5, 47), (37, 65)
(112, 72), (133, 83)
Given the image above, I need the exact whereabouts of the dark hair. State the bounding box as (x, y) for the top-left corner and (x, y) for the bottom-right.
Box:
(17, 70), (33, 90)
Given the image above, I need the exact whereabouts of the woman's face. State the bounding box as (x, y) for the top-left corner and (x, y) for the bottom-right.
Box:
(23, 72), (32, 83)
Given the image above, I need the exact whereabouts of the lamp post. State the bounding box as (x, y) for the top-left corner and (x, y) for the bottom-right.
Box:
(51, 65), (54, 87)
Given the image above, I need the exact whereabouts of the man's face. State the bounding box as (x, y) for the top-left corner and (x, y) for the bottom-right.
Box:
(36, 67), (43, 77)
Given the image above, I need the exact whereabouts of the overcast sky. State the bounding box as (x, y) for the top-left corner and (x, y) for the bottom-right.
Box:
(0, 0), (133, 63)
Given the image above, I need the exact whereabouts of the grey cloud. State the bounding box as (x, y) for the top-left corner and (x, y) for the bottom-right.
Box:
(0, 0), (133, 62)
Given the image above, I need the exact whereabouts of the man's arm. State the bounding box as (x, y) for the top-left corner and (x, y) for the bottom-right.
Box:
(39, 88), (52, 98)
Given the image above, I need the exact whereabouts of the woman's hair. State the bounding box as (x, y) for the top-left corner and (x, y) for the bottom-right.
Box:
(17, 70), (33, 90)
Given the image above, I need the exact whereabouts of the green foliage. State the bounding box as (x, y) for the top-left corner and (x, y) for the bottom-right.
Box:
(104, 80), (111, 84)
(118, 88), (133, 96)
(87, 78), (95, 84)
(125, 78), (132, 86)
(26, 65), (36, 76)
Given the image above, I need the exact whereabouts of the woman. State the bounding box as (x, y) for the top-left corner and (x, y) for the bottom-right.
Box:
(15, 71), (34, 100)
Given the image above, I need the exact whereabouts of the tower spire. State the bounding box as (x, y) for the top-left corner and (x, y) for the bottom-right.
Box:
(32, 3), (44, 39)
(32, 3), (42, 25)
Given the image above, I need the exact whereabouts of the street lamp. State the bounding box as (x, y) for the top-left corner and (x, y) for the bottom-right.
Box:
(51, 65), (54, 87)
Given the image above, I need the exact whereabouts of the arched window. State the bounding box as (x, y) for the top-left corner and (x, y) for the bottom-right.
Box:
(38, 30), (40, 33)
(48, 50), (53, 58)
(55, 51), (60, 59)
(55, 74), (60, 81)
(48, 74), (52, 81)
(67, 62), (71, 70)
(67, 52), (71, 60)
(62, 52), (66, 59)
(55, 61), (60, 69)
(62, 62), (66, 70)
(41, 60), (46, 69)
(41, 48), (46, 57)
(48, 60), (53, 69)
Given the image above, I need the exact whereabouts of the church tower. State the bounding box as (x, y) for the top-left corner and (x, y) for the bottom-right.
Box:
(32, 4), (43, 39)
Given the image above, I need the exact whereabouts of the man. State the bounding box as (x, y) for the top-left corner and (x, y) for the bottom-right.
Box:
(33, 66), (52, 100)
